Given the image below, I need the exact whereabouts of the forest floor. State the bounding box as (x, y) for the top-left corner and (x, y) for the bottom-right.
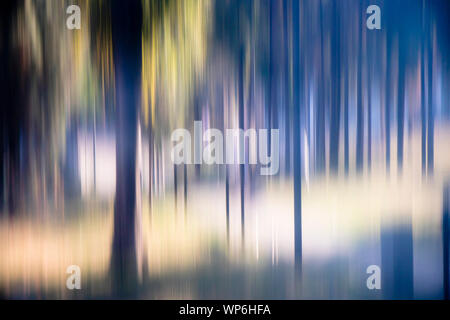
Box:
(1, 126), (450, 299)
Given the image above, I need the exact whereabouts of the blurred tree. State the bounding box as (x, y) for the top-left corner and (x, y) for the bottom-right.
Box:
(110, 0), (142, 295)
(356, 2), (364, 173)
(421, 0), (427, 174)
(329, 0), (341, 174)
(427, 8), (434, 175)
(293, 0), (302, 277)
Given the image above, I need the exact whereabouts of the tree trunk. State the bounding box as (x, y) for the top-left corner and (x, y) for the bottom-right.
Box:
(110, 0), (142, 296)
(344, 40), (349, 175)
(329, 0), (341, 174)
(367, 34), (372, 173)
(385, 32), (391, 173)
(183, 163), (188, 217)
(174, 163), (178, 211)
(283, 0), (291, 175)
(356, 7), (364, 173)
(239, 11), (245, 248)
(421, 1), (427, 174)
(397, 42), (405, 173)
(427, 18), (434, 175)
(293, 0), (302, 277)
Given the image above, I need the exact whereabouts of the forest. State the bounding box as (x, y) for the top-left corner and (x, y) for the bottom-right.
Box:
(0, 0), (449, 299)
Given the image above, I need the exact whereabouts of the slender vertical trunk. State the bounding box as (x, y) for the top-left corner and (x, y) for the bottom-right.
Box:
(173, 164), (178, 211)
(292, 0), (302, 276)
(93, 114), (97, 193)
(397, 41), (405, 173)
(344, 76), (349, 175)
(284, 0), (291, 175)
(396, 7), (413, 298)
(367, 28), (372, 173)
(385, 32), (391, 173)
(427, 20), (434, 175)
(421, 0), (427, 174)
(111, 0), (142, 296)
(356, 8), (364, 173)
(183, 163), (187, 217)
(329, 1), (341, 174)
(194, 94), (201, 178)
(238, 13), (245, 248)
(225, 165), (230, 245)
(344, 31), (349, 175)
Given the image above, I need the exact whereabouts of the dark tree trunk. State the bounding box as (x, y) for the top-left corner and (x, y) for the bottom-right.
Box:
(183, 163), (188, 217)
(225, 165), (230, 246)
(194, 93), (201, 179)
(397, 43), (405, 173)
(238, 47), (245, 246)
(356, 7), (364, 173)
(293, 0), (302, 277)
(174, 164), (178, 211)
(385, 33), (391, 173)
(367, 33), (372, 173)
(344, 37), (349, 175)
(0, 1), (27, 215)
(427, 18), (434, 175)
(329, 1), (341, 174)
(421, 61), (427, 173)
(284, 0), (291, 175)
(239, 13), (245, 248)
(64, 119), (81, 200)
(110, 0), (142, 296)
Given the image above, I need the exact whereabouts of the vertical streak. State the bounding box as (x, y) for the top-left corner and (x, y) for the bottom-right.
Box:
(292, 0), (302, 276)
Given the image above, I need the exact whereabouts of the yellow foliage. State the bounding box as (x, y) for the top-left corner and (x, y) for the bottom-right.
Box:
(141, 0), (210, 130)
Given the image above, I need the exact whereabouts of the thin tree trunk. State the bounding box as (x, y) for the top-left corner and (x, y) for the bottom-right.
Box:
(284, 0), (291, 175)
(329, 0), (341, 174)
(367, 38), (372, 173)
(421, 0), (427, 174)
(427, 19), (434, 175)
(385, 32), (391, 173)
(173, 163), (178, 211)
(356, 7), (364, 173)
(225, 165), (230, 246)
(293, 0), (302, 277)
(183, 163), (187, 217)
(397, 40), (405, 173)
(344, 39), (349, 175)
(366, 14), (372, 174)
(238, 10), (245, 248)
